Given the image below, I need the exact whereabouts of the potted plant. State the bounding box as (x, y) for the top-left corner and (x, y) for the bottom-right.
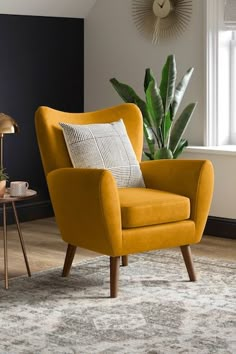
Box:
(0, 168), (8, 197)
(110, 54), (197, 159)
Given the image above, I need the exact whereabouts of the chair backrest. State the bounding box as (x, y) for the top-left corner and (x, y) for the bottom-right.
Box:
(35, 103), (144, 176)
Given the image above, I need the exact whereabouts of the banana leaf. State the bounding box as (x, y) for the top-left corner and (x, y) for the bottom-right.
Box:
(159, 55), (177, 115)
(143, 151), (154, 160)
(144, 68), (156, 93)
(143, 123), (155, 159)
(145, 80), (164, 132)
(110, 78), (151, 126)
(162, 111), (172, 146)
(172, 139), (188, 159)
(171, 67), (194, 120)
(169, 103), (197, 154)
(154, 147), (173, 159)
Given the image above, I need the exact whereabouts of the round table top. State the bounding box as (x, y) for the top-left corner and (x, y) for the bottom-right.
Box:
(0, 189), (37, 203)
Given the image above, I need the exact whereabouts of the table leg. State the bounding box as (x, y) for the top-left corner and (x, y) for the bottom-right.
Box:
(3, 203), (8, 289)
(11, 201), (31, 277)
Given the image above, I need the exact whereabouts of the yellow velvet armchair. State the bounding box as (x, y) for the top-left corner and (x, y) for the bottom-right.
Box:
(35, 103), (214, 298)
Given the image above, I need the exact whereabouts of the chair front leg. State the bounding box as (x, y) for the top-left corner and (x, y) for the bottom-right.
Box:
(180, 245), (197, 281)
(110, 256), (120, 298)
(62, 244), (77, 277)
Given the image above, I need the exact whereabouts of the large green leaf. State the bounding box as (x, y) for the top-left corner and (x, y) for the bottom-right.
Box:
(110, 78), (137, 103)
(145, 80), (164, 131)
(134, 97), (152, 126)
(144, 68), (156, 93)
(110, 78), (151, 125)
(169, 103), (197, 154)
(172, 139), (188, 159)
(143, 123), (155, 159)
(154, 147), (173, 159)
(143, 151), (154, 160)
(159, 55), (177, 114)
(171, 67), (194, 120)
(161, 111), (172, 147)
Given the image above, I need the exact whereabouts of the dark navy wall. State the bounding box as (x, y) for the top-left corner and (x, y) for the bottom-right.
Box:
(0, 14), (84, 222)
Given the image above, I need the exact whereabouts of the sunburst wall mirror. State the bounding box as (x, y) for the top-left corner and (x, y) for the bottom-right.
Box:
(132, 0), (192, 44)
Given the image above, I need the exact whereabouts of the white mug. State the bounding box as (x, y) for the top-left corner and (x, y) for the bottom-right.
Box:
(10, 181), (29, 197)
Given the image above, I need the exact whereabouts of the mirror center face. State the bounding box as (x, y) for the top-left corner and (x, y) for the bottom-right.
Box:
(153, 0), (171, 18)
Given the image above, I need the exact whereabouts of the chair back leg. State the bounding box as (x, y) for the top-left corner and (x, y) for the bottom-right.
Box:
(62, 244), (77, 277)
(121, 255), (128, 266)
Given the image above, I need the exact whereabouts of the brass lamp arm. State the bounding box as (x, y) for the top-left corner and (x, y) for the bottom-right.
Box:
(0, 133), (4, 171)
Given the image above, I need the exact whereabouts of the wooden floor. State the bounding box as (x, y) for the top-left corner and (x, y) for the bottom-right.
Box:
(0, 217), (235, 282)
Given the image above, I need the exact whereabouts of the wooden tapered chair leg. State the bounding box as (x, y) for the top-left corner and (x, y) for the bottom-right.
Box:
(110, 256), (120, 298)
(62, 244), (77, 277)
(121, 255), (128, 267)
(180, 245), (197, 281)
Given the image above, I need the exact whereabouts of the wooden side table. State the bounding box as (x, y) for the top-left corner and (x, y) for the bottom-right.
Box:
(0, 189), (37, 289)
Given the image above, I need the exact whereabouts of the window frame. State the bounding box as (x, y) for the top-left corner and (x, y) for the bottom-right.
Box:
(205, 0), (235, 147)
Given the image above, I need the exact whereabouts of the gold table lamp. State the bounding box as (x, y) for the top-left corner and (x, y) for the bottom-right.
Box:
(0, 113), (25, 290)
(0, 113), (19, 170)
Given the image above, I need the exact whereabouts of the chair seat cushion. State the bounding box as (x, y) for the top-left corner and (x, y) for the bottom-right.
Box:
(119, 188), (190, 228)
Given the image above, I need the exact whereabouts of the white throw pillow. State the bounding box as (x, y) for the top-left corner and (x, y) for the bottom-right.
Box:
(59, 119), (145, 188)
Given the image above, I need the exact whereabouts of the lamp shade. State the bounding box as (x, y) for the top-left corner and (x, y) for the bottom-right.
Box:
(0, 113), (19, 134)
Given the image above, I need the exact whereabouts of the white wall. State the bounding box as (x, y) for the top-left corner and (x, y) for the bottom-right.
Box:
(0, 0), (96, 18)
(85, 0), (236, 219)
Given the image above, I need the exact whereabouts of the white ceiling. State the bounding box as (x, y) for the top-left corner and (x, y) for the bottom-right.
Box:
(0, 0), (97, 18)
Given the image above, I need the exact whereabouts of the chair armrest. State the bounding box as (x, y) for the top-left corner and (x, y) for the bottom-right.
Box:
(47, 168), (122, 256)
(140, 159), (214, 242)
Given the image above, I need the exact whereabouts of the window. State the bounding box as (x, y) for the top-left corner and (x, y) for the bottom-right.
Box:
(205, 0), (236, 147)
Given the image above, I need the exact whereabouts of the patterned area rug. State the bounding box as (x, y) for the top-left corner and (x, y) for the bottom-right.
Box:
(0, 250), (235, 354)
